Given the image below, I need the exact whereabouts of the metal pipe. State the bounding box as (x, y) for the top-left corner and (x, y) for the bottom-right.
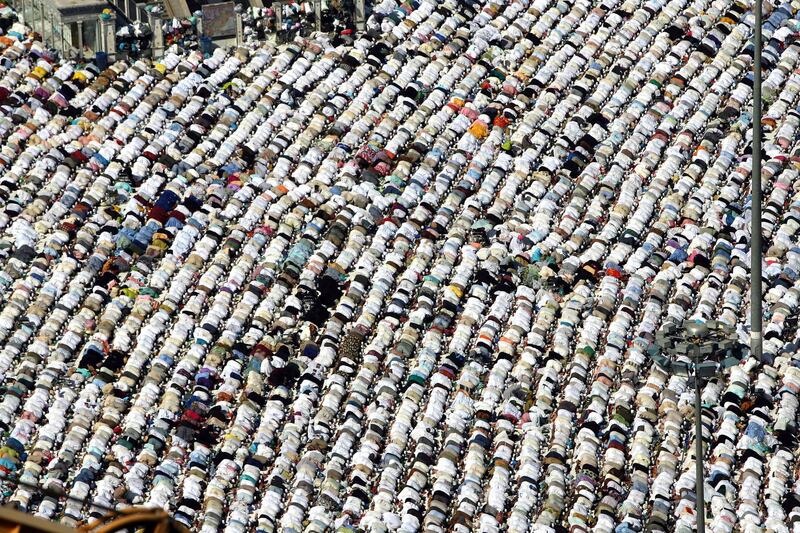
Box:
(275, 1), (283, 43)
(236, 10), (243, 46)
(695, 374), (705, 533)
(752, 0), (763, 362)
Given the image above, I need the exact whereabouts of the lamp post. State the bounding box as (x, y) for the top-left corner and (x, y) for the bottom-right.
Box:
(752, 0), (763, 362)
(648, 320), (745, 533)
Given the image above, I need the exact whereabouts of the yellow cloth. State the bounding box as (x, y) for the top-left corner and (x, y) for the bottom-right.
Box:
(448, 285), (463, 299)
(469, 121), (489, 139)
(121, 288), (138, 299)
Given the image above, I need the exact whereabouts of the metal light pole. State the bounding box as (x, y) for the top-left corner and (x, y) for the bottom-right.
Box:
(275, 1), (283, 43)
(693, 361), (704, 533)
(649, 320), (745, 533)
(752, 0), (763, 362)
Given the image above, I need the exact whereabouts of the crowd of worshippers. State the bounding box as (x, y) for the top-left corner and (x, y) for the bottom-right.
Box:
(0, 0), (799, 533)
(243, 1), (361, 43)
(114, 1), (362, 58)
